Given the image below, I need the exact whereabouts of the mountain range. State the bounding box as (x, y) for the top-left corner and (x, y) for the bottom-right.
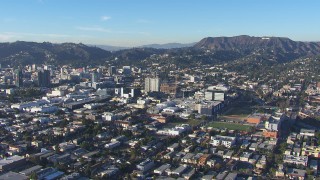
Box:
(92, 42), (196, 51)
(0, 35), (320, 67)
(139, 42), (196, 49)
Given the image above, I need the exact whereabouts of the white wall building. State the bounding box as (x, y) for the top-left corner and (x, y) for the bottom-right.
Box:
(11, 100), (49, 111)
(157, 124), (191, 136)
(105, 141), (121, 149)
(145, 77), (160, 93)
(102, 112), (118, 121)
(28, 105), (58, 113)
(162, 107), (180, 114)
(47, 90), (66, 97)
(210, 135), (236, 148)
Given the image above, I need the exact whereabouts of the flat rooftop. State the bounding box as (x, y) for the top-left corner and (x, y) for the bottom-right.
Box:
(0, 155), (25, 166)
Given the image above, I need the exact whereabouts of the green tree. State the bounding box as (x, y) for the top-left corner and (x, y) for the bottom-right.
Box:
(54, 144), (60, 153)
(29, 172), (38, 180)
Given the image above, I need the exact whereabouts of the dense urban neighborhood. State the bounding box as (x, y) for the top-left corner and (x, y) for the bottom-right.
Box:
(1, 0), (320, 178)
(0, 47), (319, 180)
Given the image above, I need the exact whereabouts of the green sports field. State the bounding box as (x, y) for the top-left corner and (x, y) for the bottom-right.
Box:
(208, 121), (253, 132)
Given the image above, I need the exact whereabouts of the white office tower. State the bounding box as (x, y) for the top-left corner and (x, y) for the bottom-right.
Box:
(145, 77), (160, 93)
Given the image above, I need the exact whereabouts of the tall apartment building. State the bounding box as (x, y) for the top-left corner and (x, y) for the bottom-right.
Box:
(145, 77), (160, 93)
(91, 71), (99, 83)
(109, 66), (116, 75)
(37, 70), (51, 87)
(14, 68), (23, 87)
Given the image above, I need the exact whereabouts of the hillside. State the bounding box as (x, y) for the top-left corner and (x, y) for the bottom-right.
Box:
(0, 41), (112, 67)
(194, 35), (320, 62)
(1, 36), (320, 67)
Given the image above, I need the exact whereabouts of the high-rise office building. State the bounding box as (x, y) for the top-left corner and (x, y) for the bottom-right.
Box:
(44, 65), (51, 70)
(109, 66), (116, 75)
(92, 71), (99, 83)
(14, 68), (23, 87)
(145, 77), (160, 93)
(205, 91), (225, 101)
(38, 70), (51, 87)
(60, 68), (64, 76)
(122, 66), (131, 75)
(32, 64), (36, 71)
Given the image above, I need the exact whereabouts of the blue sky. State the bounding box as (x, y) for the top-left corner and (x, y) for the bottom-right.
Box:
(0, 0), (319, 46)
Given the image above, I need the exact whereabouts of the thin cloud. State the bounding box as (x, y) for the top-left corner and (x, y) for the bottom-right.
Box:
(101, 16), (111, 21)
(76, 27), (143, 35)
(40, 33), (70, 38)
(76, 26), (111, 33)
(111, 30), (151, 35)
(0, 32), (70, 41)
(12, 32), (70, 37)
(76, 26), (151, 36)
(0, 33), (15, 41)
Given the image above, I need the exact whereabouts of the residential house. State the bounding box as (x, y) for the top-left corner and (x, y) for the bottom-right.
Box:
(249, 155), (260, 164)
(198, 154), (211, 166)
(182, 168), (195, 180)
(136, 159), (155, 172)
(249, 143), (258, 151)
(286, 168), (306, 180)
(300, 129), (315, 137)
(206, 159), (217, 168)
(275, 164), (285, 178)
(168, 165), (188, 177)
(256, 155), (266, 169)
(167, 143), (179, 152)
(223, 150), (234, 159)
(0, 155), (26, 172)
(181, 153), (195, 164)
(224, 172), (238, 180)
(0, 172), (28, 180)
(301, 145), (320, 157)
(154, 164), (171, 176)
(163, 151), (176, 160)
(240, 152), (253, 162)
(283, 155), (308, 166)
(99, 166), (119, 178)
